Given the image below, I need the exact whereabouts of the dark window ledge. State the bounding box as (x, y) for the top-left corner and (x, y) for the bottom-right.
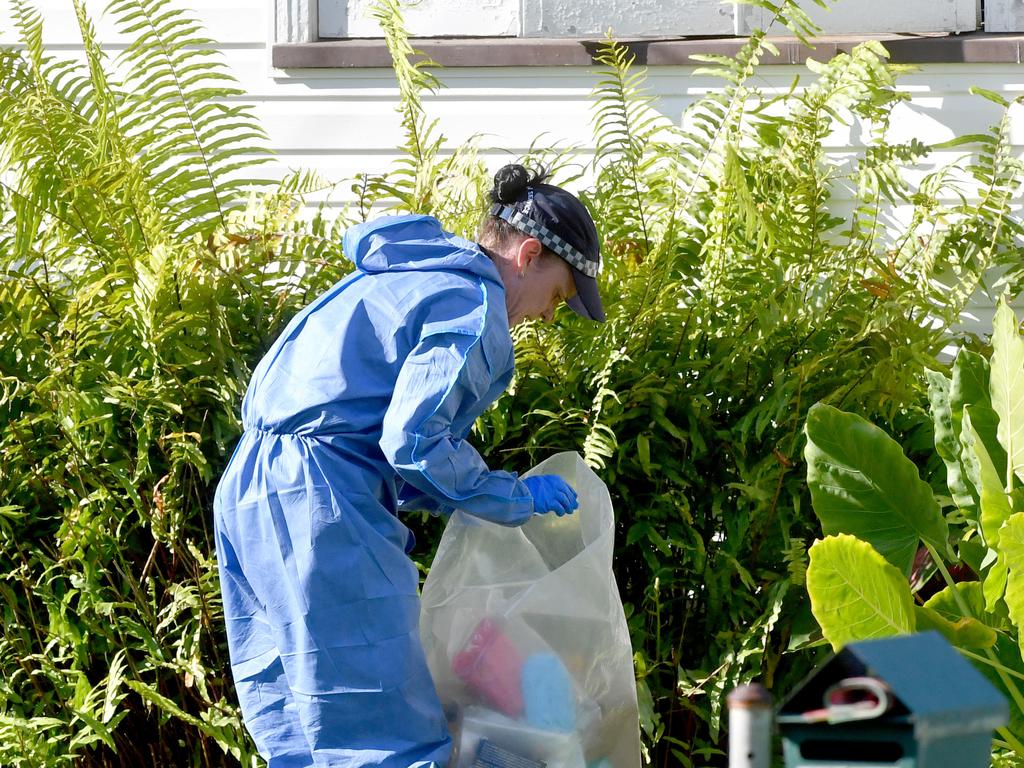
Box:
(273, 31), (1024, 69)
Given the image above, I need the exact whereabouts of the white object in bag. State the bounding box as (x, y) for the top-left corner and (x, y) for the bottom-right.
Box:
(458, 707), (586, 768)
(420, 451), (641, 768)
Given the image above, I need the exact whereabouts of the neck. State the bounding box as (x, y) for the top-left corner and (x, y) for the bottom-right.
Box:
(480, 244), (523, 326)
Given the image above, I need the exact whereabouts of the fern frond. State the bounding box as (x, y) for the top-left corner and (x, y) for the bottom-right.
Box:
(591, 36), (664, 254)
(931, 104), (1024, 308)
(109, 0), (272, 235)
(581, 346), (629, 469)
(364, 0), (446, 214)
(73, 0), (117, 128)
(9, 0), (44, 73)
(736, 0), (835, 44)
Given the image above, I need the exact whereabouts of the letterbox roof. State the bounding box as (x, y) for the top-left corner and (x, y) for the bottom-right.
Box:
(777, 632), (1008, 738)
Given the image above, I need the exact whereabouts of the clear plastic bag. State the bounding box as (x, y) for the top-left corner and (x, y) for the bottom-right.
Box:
(420, 452), (641, 768)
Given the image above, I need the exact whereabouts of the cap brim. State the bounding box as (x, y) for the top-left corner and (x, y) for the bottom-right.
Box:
(566, 268), (605, 322)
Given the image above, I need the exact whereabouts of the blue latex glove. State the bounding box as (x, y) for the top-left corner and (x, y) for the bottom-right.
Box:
(523, 475), (578, 516)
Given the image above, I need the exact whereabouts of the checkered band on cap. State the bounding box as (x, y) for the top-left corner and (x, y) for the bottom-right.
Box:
(491, 203), (599, 278)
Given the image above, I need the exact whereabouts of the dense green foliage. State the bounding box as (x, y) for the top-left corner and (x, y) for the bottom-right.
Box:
(802, 299), (1024, 761)
(2, 0), (1023, 765)
(0, 1), (347, 763)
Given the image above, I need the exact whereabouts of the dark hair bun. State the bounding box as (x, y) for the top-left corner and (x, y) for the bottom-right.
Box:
(490, 164), (529, 204)
(489, 163), (551, 204)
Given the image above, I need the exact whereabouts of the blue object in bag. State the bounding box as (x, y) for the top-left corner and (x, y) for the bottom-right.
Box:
(522, 653), (576, 732)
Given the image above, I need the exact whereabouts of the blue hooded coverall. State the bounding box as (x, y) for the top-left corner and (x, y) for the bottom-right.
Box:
(213, 214), (536, 767)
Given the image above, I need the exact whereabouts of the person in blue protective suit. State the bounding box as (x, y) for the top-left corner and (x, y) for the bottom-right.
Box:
(213, 163), (605, 768)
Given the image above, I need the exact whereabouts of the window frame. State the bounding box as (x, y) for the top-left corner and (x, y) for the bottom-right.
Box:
(986, 0), (1024, 32)
(269, 0), (1024, 69)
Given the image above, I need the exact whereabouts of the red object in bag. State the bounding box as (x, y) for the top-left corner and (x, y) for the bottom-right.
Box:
(451, 618), (524, 717)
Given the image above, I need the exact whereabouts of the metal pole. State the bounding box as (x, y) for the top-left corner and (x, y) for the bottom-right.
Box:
(728, 682), (773, 768)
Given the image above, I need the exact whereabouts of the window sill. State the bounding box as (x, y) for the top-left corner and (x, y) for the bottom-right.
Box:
(272, 31), (1024, 69)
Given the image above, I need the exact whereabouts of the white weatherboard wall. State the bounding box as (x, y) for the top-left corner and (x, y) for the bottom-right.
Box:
(2, 0), (1023, 329)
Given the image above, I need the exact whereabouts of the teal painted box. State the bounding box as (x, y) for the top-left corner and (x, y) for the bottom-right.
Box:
(776, 632), (1008, 767)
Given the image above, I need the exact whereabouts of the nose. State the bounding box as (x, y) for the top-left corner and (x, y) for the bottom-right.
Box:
(542, 307), (555, 323)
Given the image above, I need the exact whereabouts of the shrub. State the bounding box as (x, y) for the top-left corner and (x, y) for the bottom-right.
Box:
(469, 8), (1024, 763)
(0, 0), (345, 763)
(802, 298), (1024, 761)
(1, 0), (1023, 765)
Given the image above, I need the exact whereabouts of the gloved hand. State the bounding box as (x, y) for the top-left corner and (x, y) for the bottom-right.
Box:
(523, 475), (578, 516)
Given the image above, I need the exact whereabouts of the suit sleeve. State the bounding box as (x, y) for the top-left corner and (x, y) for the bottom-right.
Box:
(396, 481), (454, 518)
(379, 318), (534, 527)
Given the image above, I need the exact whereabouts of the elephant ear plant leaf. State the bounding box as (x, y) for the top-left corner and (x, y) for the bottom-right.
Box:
(928, 368), (978, 513)
(804, 295), (1024, 759)
(1001, 514), (1024, 660)
(806, 534), (916, 648)
(929, 349), (1004, 522)
(804, 403), (950, 573)
(964, 408), (1013, 551)
(925, 581), (1008, 629)
(954, 349), (994, 419)
(991, 299), (1024, 488)
(807, 533), (996, 653)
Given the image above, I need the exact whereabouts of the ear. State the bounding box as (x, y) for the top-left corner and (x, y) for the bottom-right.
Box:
(513, 237), (543, 274)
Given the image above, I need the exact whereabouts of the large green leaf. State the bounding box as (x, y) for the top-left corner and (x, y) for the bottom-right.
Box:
(958, 404), (1008, 499)
(807, 534), (916, 651)
(958, 535), (988, 578)
(925, 581), (1009, 629)
(928, 369), (977, 512)
(952, 348), (992, 417)
(804, 403), (948, 573)
(991, 298), (1024, 487)
(1001, 514), (1024, 658)
(914, 604), (996, 650)
(939, 350), (1000, 518)
(985, 551), (1010, 613)
(963, 408), (1013, 549)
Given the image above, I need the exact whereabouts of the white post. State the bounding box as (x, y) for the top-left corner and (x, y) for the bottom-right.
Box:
(728, 682), (773, 768)
(274, 0), (318, 44)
